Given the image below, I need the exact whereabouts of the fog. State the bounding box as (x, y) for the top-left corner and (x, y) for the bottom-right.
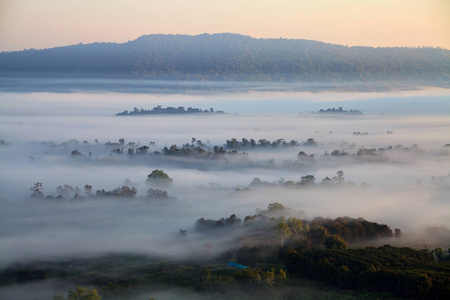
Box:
(0, 87), (449, 297)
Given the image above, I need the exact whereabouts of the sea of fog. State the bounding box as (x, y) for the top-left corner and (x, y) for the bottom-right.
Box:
(0, 81), (449, 272)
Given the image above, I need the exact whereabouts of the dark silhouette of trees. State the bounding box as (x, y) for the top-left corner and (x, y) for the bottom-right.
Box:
(96, 186), (137, 197)
(195, 214), (242, 232)
(300, 175), (315, 186)
(286, 246), (449, 299)
(236, 246), (262, 267)
(30, 182), (44, 198)
(117, 105), (224, 116)
(3, 34), (449, 85)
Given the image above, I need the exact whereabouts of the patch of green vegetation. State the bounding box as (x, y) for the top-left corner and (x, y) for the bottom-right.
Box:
(286, 245), (450, 299)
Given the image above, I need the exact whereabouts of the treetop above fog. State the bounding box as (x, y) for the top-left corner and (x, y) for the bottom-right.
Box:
(117, 105), (225, 116)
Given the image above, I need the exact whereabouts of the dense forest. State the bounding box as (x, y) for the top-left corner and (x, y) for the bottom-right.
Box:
(1, 33), (449, 84)
(2, 202), (449, 299)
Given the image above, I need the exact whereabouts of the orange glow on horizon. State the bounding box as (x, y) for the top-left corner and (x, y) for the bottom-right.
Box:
(0, 0), (448, 51)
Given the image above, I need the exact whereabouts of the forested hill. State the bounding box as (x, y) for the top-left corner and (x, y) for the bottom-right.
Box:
(1, 33), (449, 83)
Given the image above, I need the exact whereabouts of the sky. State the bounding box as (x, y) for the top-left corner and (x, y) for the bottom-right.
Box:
(0, 0), (449, 52)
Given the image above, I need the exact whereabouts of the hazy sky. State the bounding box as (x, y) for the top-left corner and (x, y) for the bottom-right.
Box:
(1, 0), (449, 52)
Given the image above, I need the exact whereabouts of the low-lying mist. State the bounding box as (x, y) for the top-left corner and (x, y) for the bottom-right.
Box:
(0, 89), (449, 273)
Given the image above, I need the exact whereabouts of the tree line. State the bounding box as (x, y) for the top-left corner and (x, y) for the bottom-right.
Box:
(285, 245), (450, 299)
(1, 33), (449, 84)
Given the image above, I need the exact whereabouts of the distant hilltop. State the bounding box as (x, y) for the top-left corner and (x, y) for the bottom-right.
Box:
(116, 105), (225, 116)
(1, 33), (449, 86)
(316, 107), (362, 114)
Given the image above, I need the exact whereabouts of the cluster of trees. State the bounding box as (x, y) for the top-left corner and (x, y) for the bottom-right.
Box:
(224, 137), (318, 149)
(136, 263), (287, 291)
(317, 107), (362, 114)
(161, 143), (234, 158)
(31, 183), (139, 200)
(224, 138), (298, 149)
(195, 214), (243, 232)
(352, 131), (369, 135)
(31, 136), (437, 170)
(146, 169), (173, 187)
(95, 186), (137, 198)
(308, 216), (397, 243)
(30, 170), (176, 201)
(155, 137), (316, 158)
(194, 203), (398, 250)
(285, 245), (450, 299)
(2, 33), (449, 84)
(116, 105), (224, 116)
(431, 174), (450, 187)
(54, 286), (101, 300)
(248, 171), (347, 188)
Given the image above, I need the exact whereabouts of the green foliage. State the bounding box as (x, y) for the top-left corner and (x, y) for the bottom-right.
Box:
(54, 286), (101, 300)
(195, 214), (242, 232)
(310, 216), (394, 242)
(287, 246), (450, 299)
(276, 269), (287, 280)
(286, 217), (306, 236)
(146, 169), (173, 187)
(95, 186), (137, 197)
(324, 234), (348, 250)
(100, 280), (132, 299)
(147, 169), (172, 180)
(275, 222), (292, 247)
(432, 247), (450, 262)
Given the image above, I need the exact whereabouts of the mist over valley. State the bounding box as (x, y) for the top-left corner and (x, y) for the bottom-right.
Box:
(0, 83), (449, 299)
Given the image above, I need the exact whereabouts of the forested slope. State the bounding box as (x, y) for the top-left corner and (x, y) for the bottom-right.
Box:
(1, 33), (449, 84)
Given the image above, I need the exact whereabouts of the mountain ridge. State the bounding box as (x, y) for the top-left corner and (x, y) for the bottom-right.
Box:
(1, 33), (449, 84)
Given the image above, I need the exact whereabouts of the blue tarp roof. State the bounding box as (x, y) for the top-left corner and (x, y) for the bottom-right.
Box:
(227, 262), (248, 269)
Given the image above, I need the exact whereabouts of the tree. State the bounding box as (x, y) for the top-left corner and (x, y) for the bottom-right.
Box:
(146, 188), (169, 200)
(275, 222), (292, 247)
(304, 138), (317, 146)
(54, 286), (101, 300)
(101, 281), (131, 300)
(56, 184), (80, 200)
(236, 246), (261, 267)
(307, 225), (328, 246)
(333, 170), (345, 183)
(286, 217), (308, 241)
(267, 202), (286, 212)
(324, 234), (348, 249)
(278, 245), (298, 260)
(276, 269), (287, 280)
(30, 182), (44, 198)
(84, 184), (93, 197)
(146, 169), (173, 187)
(299, 175), (315, 186)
